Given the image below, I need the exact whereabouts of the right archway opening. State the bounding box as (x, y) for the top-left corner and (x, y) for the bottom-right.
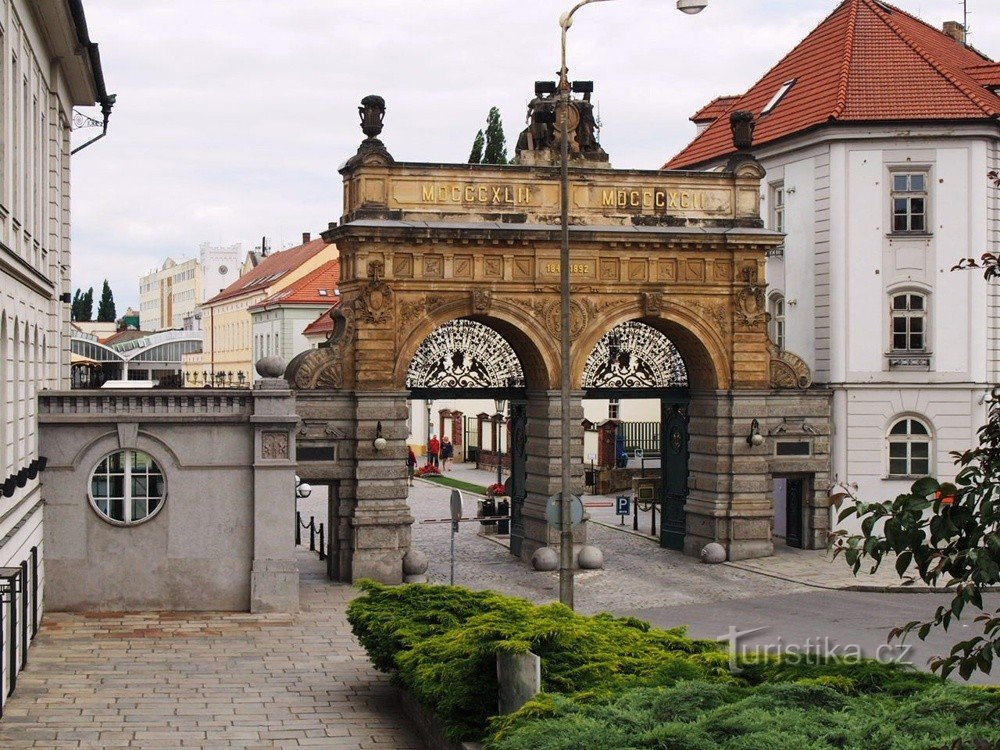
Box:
(581, 320), (693, 550)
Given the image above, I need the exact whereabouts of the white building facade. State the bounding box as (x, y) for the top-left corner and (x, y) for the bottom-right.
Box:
(667, 1), (999, 536)
(0, 0), (110, 704)
(139, 243), (240, 332)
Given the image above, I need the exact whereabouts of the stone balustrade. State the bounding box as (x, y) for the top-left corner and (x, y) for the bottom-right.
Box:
(39, 390), (253, 422)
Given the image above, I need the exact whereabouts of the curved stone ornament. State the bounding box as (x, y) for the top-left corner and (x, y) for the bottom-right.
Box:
(768, 340), (812, 390)
(285, 346), (345, 390)
(327, 306), (356, 346)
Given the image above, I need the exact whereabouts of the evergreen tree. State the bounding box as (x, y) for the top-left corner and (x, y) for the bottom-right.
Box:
(468, 129), (485, 164)
(71, 289), (82, 321)
(79, 287), (94, 323)
(483, 107), (508, 165)
(97, 280), (116, 322)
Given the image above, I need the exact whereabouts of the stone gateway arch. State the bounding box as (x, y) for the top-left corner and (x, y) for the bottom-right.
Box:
(289, 94), (830, 585)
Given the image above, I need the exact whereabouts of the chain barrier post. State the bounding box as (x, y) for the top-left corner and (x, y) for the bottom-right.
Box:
(309, 516), (316, 552)
(318, 522), (326, 561)
(295, 511), (302, 546)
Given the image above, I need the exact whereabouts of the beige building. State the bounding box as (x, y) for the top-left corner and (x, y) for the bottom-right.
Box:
(184, 235), (335, 383)
(0, 0), (111, 708)
(139, 243), (241, 331)
(139, 257), (200, 331)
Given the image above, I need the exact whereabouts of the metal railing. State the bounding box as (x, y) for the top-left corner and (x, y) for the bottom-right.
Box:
(295, 511), (326, 561)
(619, 421), (661, 454)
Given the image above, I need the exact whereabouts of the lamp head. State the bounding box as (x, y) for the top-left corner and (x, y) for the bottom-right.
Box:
(296, 482), (312, 499)
(677, 0), (708, 14)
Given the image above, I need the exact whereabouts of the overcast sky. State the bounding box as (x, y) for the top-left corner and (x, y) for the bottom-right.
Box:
(70, 0), (1000, 312)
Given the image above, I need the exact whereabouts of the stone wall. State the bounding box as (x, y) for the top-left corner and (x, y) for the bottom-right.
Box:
(38, 386), (299, 612)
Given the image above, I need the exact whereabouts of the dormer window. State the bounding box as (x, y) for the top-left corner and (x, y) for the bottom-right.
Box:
(762, 79), (796, 115)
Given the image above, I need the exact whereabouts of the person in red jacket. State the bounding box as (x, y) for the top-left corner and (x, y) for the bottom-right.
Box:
(428, 434), (440, 468)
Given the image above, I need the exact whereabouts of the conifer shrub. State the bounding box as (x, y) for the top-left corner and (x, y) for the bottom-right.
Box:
(347, 582), (1000, 747)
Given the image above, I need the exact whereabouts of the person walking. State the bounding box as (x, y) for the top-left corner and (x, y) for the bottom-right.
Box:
(406, 446), (417, 486)
(428, 434), (440, 468)
(440, 436), (454, 472)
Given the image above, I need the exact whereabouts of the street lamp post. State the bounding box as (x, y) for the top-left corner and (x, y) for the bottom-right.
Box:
(555, 0), (707, 609)
(494, 396), (508, 487)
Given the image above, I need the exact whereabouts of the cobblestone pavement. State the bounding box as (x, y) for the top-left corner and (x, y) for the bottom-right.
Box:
(363, 476), (813, 614)
(429, 463), (919, 593)
(0, 555), (423, 750)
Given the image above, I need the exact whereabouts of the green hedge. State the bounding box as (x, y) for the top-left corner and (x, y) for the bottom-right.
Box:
(346, 582), (996, 747)
(487, 681), (1000, 750)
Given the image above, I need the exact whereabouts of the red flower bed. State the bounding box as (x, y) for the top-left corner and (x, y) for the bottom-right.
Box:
(416, 464), (441, 477)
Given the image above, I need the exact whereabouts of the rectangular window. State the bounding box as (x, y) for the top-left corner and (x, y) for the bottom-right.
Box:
(771, 184), (785, 233)
(890, 293), (926, 352)
(608, 399), (620, 420)
(891, 172), (927, 233)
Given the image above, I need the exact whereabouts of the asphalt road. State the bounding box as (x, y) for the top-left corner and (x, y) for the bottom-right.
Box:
(624, 589), (1000, 685)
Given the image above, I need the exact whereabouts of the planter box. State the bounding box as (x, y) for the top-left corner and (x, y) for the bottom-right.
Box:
(397, 687), (483, 750)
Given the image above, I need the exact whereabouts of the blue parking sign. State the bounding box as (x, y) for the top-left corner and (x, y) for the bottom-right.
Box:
(615, 495), (631, 516)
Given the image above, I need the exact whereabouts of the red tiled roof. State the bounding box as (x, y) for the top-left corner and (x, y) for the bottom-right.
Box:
(205, 238), (330, 305)
(100, 329), (149, 346)
(666, 0), (1000, 170)
(302, 305), (339, 337)
(691, 95), (741, 124)
(249, 260), (341, 310)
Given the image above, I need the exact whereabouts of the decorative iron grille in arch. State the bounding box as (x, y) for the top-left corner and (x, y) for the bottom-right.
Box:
(406, 319), (525, 389)
(583, 321), (688, 389)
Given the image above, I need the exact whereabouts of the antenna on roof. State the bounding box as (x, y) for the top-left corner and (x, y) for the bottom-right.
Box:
(963, 0), (971, 44)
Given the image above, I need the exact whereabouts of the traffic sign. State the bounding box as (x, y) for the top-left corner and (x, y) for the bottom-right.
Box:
(615, 495), (631, 516)
(545, 493), (584, 529)
(450, 490), (464, 523)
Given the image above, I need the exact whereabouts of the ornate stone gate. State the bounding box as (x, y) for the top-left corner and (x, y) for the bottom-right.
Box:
(289, 94), (830, 584)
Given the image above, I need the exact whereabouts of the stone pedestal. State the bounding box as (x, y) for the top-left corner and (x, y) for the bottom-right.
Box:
(519, 390), (587, 564)
(348, 392), (414, 584)
(250, 376), (300, 612)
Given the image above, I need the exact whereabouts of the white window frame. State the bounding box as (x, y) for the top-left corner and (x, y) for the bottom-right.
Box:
(889, 169), (929, 234)
(886, 417), (932, 479)
(608, 398), (620, 420)
(889, 291), (928, 353)
(769, 292), (786, 350)
(770, 182), (785, 234)
(88, 449), (167, 526)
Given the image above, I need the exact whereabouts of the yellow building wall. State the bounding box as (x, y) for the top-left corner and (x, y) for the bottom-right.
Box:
(190, 245), (338, 383)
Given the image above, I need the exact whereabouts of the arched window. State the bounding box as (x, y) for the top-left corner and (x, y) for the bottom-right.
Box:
(768, 293), (785, 350)
(89, 449), (166, 525)
(890, 292), (926, 353)
(887, 417), (931, 477)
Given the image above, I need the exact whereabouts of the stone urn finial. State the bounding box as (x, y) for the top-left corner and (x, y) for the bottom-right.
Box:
(730, 110), (755, 152)
(359, 94), (386, 139)
(341, 94), (394, 173)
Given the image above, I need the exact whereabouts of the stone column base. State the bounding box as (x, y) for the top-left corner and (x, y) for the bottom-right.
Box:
(250, 559), (300, 613)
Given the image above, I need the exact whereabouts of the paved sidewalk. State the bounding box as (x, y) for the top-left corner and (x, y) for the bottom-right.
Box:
(0, 555), (423, 750)
(429, 462), (921, 592)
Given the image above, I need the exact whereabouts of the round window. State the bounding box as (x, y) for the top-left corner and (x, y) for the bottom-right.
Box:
(218, 265), (229, 275)
(89, 450), (166, 526)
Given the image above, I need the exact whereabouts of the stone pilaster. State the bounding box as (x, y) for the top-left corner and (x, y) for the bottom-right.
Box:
(520, 390), (586, 563)
(250, 377), (300, 612)
(349, 392), (413, 584)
